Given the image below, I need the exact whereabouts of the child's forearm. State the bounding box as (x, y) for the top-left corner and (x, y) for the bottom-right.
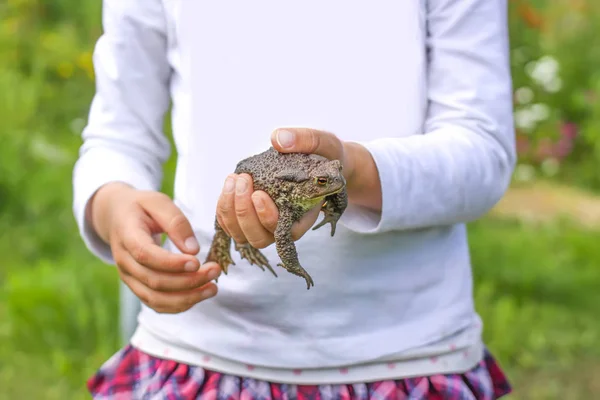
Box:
(343, 141), (383, 213)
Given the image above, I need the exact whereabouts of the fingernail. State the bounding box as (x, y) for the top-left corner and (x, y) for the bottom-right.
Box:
(223, 177), (235, 193)
(252, 196), (265, 212)
(185, 236), (199, 252)
(207, 267), (221, 280)
(276, 130), (295, 148)
(201, 286), (217, 298)
(236, 177), (248, 194)
(184, 260), (198, 272)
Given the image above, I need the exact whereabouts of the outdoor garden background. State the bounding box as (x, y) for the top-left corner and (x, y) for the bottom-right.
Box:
(1, 1), (599, 399)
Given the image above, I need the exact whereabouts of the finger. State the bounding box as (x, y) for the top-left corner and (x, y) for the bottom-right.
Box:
(253, 191), (322, 241)
(251, 191), (280, 233)
(117, 246), (221, 293)
(271, 127), (343, 161)
(138, 192), (200, 255)
(119, 269), (218, 314)
(217, 175), (246, 244)
(121, 225), (201, 273)
(234, 174), (274, 248)
(291, 202), (323, 241)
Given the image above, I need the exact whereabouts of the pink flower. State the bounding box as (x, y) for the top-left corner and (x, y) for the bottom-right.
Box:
(560, 122), (578, 140)
(555, 137), (573, 159)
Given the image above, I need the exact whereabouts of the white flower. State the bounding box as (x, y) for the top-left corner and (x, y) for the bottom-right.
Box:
(514, 164), (536, 183)
(515, 87), (534, 105)
(545, 78), (562, 93)
(541, 158), (560, 177)
(514, 103), (551, 132)
(526, 55), (562, 93)
(530, 103), (551, 121)
(514, 108), (537, 131)
(527, 56), (559, 83)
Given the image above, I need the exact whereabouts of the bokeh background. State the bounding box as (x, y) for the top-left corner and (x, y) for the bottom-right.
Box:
(1, 1), (599, 398)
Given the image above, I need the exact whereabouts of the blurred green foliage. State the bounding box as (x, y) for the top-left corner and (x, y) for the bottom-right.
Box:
(0, 0), (599, 399)
(509, 0), (600, 190)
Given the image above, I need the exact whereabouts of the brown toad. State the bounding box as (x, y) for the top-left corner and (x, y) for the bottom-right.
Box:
(205, 146), (347, 289)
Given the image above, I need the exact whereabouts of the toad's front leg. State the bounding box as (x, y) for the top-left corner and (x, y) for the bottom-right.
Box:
(274, 208), (315, 289)
(312, 189), (348, 237)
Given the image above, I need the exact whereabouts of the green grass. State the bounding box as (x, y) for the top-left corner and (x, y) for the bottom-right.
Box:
(1, 215), (599, 398)
(470, 218), (600, 399)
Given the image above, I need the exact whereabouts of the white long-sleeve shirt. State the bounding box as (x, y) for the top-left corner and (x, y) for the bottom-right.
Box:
(73, 0), (515, 384)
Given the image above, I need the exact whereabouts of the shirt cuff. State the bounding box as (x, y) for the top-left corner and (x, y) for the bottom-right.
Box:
(338, 138), (398, 235)
(72, 148), (161, 264)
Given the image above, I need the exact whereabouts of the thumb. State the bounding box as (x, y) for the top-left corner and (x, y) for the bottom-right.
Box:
(138, 193), (200, 255)
(271, 127), (343, 161)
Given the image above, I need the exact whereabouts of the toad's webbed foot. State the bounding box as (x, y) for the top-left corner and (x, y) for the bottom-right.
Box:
(235, 242), (278, 277)
(312, 190), (348, 237)
(277, 261), (314, 289)
(205, 218), (235, 275)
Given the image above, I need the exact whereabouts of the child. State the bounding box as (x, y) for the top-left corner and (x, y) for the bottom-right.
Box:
(74, 0), (516, 398)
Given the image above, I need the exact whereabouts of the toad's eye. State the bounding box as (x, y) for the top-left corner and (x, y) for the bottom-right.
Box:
(316, 177), (328, 186)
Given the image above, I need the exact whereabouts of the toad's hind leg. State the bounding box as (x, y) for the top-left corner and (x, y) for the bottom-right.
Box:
(274, 209), (314, 289)
(235, 242), (278, 277)
(205, 218), (235, 275)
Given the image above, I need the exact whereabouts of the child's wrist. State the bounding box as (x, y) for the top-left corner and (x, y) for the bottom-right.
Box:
(342, 141), (382, 212)
(87, 182), (136, 244)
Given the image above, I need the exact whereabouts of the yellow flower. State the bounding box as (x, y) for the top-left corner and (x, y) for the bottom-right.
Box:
(76, 51), (95, 81)
(56, 62), (74, 79)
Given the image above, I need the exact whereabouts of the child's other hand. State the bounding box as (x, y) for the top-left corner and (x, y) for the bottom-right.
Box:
(215, 174), (321, 249)
(88, 182), (221, 314)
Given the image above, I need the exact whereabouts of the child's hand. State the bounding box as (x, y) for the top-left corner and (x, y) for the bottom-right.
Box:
(215, 127), (358, 249)
(88, 182), (221, 314)
(271, 127), (356, 188)
(215, 174), (322, 249)
(271, 127), (381, 213)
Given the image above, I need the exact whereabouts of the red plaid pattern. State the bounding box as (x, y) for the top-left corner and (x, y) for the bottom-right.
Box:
(88, 346), (511, 399)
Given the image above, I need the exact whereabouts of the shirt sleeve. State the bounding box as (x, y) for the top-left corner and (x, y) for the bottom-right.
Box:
(340, 0), (516, 234)
(72, 0), (172, 263)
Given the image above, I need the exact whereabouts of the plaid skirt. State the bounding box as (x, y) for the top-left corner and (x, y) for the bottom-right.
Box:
(87, 345), (511, 400)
